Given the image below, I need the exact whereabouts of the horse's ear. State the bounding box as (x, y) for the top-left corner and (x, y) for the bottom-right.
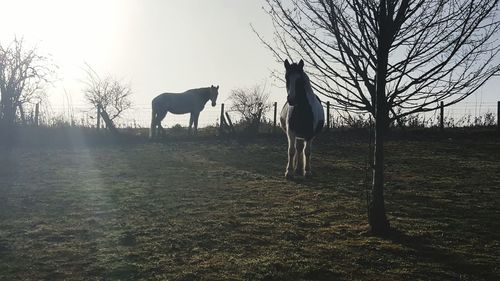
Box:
(216, 85), (219, 90)
(298, 59), (304, 69)
(284, 59), (291, 70)
(211, 85), (214, 88)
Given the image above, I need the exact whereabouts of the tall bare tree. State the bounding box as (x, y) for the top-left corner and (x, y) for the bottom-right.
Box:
(0, 38), (54, 129)
(82, 64), (132, 131)
(258, 0), (500, 233)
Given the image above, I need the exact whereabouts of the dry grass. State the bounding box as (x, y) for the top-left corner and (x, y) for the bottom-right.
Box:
(0, 129), (499, 280)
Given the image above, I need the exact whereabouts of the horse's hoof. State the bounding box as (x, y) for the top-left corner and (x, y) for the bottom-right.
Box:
(304, 172), (313, 179)
(295, 170), (305, 177)
(285, 172), (294, 180)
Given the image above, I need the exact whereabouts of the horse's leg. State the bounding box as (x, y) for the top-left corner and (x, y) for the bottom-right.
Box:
(159, 123), (166, 137)
(156, 111), (167, 137)
(294, 138), (305, 176)
(188, 113), (194, 135)
(304, 139), (313, 178)
(150, 109), (157, 139)
(193, 111), (200, 134)
(285, 132), (296, 179)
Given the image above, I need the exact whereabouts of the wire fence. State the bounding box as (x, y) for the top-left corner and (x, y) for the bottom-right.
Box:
(40, 100), (499, 129)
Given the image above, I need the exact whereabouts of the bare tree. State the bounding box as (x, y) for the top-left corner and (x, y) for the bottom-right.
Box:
(82, 64), (132, 131)
(229, 84), (273, 133)
(0, 38), (54, 129)
(258, 0), (500, 233)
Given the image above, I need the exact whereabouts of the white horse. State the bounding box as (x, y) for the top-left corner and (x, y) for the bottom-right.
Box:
(150, 85), (219, 138)
(280, 59), (324, 179)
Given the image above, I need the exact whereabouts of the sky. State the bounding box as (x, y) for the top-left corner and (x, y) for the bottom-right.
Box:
(0, 0), (498, 126)
(0, 0), (282, 126)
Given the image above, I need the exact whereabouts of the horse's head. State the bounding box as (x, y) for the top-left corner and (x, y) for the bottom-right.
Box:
(284, 59), (305, 106)
(210, 85), (219, 107)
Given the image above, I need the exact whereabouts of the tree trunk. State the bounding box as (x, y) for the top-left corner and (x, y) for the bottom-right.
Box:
(0, 98), (16, 129)
(369, 113), (390, 234)
(0, 98), (16, 144)
(368, 0), (391, 234)
(98, 106), (120, 136)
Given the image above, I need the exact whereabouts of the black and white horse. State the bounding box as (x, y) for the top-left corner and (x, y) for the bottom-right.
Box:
(150, 85), (219, 138)
(280, 59), (324, 179)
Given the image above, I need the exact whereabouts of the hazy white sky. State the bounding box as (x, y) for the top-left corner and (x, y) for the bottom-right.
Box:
(0, 0), (281, 110)
(0, 0), (498, 125)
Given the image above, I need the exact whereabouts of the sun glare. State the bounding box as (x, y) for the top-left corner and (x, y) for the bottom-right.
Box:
(0, 0), (137, 110)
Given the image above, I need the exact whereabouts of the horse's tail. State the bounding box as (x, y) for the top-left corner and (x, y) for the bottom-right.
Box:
(150, 102), (156, 139)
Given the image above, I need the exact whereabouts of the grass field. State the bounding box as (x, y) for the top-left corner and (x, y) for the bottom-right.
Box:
(0, 129), (499, 280)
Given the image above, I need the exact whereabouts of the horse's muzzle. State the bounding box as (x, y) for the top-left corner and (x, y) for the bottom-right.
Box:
(212, 102), (216, 107)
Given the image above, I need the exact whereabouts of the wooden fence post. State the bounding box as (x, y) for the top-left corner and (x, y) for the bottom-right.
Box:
(273, 102), (277, 133)
(326, 101), (330, 129)
(219, 103), (225, 135)
(440, 101), (444, 132)
(97, 106), (101, 130)
(34, 102), (39, 127)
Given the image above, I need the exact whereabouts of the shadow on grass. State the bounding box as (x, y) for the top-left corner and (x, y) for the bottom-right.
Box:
(379, 229), (498, 280)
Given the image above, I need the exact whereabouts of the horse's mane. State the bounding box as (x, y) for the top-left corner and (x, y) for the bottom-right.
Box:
(302, 73), (314, 95)
(185, 87), (211, 93)
(185, 87), (212, 100)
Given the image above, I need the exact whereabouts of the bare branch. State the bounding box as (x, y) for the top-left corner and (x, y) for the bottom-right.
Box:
(0, 37), (56, 127)
(257, 0), (500, 121)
